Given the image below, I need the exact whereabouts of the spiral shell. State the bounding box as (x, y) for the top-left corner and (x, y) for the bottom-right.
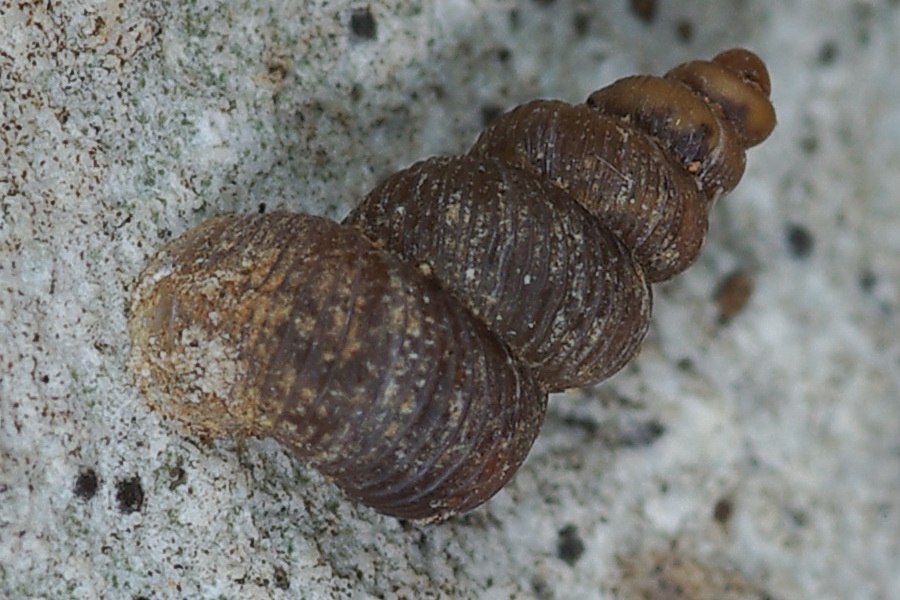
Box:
(128, 48), (775, 522)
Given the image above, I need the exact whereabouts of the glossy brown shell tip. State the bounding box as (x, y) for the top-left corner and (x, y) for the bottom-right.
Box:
(668, 48), (776, 148)
(713, 48), (772, 97)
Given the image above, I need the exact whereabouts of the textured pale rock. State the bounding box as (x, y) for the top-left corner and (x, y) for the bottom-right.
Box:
(2, 1), (899, 599)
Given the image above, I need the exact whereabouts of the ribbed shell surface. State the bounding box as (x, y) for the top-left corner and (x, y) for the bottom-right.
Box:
(346, 155), (652, 392)
(128, 212), (546, 521)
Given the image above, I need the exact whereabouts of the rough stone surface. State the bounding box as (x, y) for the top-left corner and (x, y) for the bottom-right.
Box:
(2, 1), (899, 599)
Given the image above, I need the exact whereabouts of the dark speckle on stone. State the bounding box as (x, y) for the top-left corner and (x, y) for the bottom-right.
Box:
(629, 0), (658, 24)
(715, 270), (754, 323)
(858, 269), (877, 294)
(116, 475), (145, 514)
(799, 135), (818, 154)
(713, 496), (733, 525)
(481, 104), (504, 127)
(168, 464), (187, 491)
(572, 11), (591, 37)
(616, 418), (666, 447)
(786, 223), (815, 258)
(562, 413), (599, 435)
(531, 574), (553, 600)
(675, 20), (694, 43)
(508, 9), (520, 31)
(349, 7), (377, 41)
(789, 508), (808, 527)
(818, 41), (839, 65)
(73, 469), (99, 501)
(557, 523), (586, 565)
(273, 565), (290, 590)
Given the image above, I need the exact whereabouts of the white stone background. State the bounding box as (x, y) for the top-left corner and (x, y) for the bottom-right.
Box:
(1, 0), (899, 598)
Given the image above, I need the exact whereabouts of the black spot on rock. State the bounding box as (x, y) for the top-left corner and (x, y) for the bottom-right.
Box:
(713, 496), (733, 525)
(349, 7), (377, 41)
(630, 0), (658, 24)
(116, 475), (145, 514)
(557, 524), (586, 565)
(74, 469), (99, 501)
(273, 565), (290, 590)
(786, 223), (815, 258)
(481, 104), (504, 127)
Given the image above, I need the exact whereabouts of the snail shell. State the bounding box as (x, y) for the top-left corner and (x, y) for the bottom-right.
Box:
(129, 213), (545, 522)
(128, 49), (775, 522)
(345, 155), (651, 392)
(471, 48), (775, 282)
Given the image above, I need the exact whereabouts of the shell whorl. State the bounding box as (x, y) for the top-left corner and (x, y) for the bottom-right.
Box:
(129, 213), (545, 521)
(474, 50), (774, 283)
(128, 48), (775, 522)
(345, 155), (651, 392)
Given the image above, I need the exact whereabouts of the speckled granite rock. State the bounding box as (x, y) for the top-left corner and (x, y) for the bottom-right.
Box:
(1, 1), (898, 599)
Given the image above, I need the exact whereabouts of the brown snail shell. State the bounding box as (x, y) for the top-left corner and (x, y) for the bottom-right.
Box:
(128, 49), (775, 522)
(129, 213), (545, 522)
(345, 155), (651, 392)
